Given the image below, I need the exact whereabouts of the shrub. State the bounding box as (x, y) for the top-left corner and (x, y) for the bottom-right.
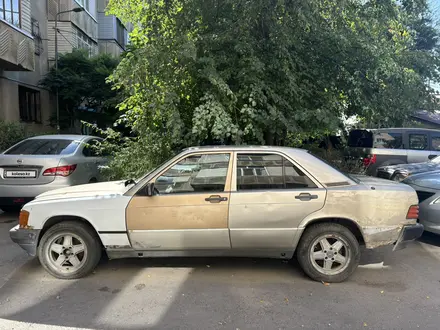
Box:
(0, 121), (28, 152)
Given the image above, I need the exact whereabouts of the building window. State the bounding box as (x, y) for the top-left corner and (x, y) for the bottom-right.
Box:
(75, 27), (96, 56)
(116, 18), (125, 48)
(19, 86), (41, 123)
(0, 0), (21, 28)
(75, 0), (89, 12)
(31, 18), (43, 56)
(74, 0), (96, 17)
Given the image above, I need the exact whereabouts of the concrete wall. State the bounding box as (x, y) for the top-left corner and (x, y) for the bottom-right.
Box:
(0, 0), (54, 131)
(98, 40), (122, 57)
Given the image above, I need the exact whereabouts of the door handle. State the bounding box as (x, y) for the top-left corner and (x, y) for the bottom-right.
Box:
(429, 155), (437, 160)
(205, 195), (228, 203)
(295, 193), (318, 201)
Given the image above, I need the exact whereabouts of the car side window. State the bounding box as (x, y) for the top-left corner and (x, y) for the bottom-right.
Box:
(155, 153), (230, 194)
(82, 139), (101, 157)
(409, 134), (428, 150)
(236, 153), (317, 190)
(373, 132), (403, 149)
(431, 136), (440, 151)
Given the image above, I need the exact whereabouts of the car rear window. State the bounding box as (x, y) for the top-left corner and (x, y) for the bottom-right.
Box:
(348, 130), (373, 148)
(5, 139), (79, 155)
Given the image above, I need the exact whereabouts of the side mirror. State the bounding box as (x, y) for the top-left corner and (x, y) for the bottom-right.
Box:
(145, 182), (155, 196)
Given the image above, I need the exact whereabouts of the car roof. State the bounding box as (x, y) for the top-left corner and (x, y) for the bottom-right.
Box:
(27, 134), (98, 141)
(367, 128), (440, 133)
(183, 145), (307, 153)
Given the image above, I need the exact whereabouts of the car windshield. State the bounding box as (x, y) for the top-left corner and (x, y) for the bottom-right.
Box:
(4, 139), (80, 155)
(135, 157), (173, 182)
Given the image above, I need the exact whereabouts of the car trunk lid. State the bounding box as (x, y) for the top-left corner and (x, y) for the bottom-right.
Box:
(0, 155), (63, 185)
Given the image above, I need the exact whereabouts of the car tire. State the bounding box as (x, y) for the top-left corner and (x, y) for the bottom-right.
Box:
(296, 223), (360, 283)
(38, 221), (102, 279)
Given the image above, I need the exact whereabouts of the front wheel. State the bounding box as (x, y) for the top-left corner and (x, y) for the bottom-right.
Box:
(296, 223), (360, 283)
(38, 221), (102, 279)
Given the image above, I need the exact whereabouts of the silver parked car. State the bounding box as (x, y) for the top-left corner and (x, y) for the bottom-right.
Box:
(347, 128), (440, 176)
(403, 171), (440, 235)
(376, 156), (440, 181)
(0, 135), (107, 212)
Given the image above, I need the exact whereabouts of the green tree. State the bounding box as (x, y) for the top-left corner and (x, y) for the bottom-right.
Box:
(40, 49), (120, 131)
(102, 0), (440, 179)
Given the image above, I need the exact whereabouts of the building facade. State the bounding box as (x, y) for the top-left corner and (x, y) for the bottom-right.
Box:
(97, 0), (127, 57)
(0, 0), (127, 132)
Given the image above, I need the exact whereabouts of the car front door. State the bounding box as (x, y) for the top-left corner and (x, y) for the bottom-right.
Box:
(126, 152), (233, 251)
(228, 152), (326, 250)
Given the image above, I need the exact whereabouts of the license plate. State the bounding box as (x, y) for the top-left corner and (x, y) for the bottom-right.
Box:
(4, 170), (37, 178)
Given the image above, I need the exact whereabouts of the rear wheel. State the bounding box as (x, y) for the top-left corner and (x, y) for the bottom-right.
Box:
(296, 223), (360, 283)
(38, 221), (101, 279)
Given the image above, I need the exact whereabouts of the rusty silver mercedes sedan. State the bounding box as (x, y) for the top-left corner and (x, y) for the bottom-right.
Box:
(10, 146), (423, 282)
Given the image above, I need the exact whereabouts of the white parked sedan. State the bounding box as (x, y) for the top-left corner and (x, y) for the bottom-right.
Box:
(10, 146), (423, 282)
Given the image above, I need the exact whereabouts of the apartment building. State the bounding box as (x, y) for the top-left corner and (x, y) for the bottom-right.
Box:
(0, 0), (128, 132)
(97, 0), (128, 56)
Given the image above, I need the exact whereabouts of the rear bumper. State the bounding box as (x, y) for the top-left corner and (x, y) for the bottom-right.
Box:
(0, 182), (71, 200)
(9, 225), (40, 256)
(393, 223), (424, 251)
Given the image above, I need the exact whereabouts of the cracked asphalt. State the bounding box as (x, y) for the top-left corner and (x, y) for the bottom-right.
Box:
(1, 212), (440, 330)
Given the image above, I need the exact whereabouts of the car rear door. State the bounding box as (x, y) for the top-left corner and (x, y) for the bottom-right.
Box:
(80, 138), (105, 182)
(228, 152), (326, 250)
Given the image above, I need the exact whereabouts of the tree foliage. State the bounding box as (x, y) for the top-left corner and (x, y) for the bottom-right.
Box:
(103, 0), (440, 179)
(40, 49), (120, 130)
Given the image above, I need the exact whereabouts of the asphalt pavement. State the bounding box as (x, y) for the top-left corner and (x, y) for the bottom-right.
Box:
(1, 212), (440, 330)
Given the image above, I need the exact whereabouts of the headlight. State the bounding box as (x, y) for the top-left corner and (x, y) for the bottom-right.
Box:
(392, 172), (409, 182)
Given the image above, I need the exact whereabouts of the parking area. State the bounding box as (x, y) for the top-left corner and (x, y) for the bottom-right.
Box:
(1, 212), (440, 330)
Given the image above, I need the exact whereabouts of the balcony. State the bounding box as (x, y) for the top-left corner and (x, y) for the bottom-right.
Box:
(0, 19), (34, 71)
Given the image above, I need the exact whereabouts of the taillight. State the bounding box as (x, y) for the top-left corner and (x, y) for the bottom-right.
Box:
(19, 210), (30, 229)
(406, 205), (419, 219)
(43, 164), (77, 177)
(363, 154), (377, 167)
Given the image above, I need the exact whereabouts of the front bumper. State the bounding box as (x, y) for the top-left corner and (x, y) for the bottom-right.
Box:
(9, 225), (40, 256)
(393, 223), (424, 251)
(376, 169), (393, 180)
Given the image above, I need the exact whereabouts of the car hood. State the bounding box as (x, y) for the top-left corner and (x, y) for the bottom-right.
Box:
(379, 162), (440, 175)
(403, 171), (440, 191)
(35, 180), (131, 201)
